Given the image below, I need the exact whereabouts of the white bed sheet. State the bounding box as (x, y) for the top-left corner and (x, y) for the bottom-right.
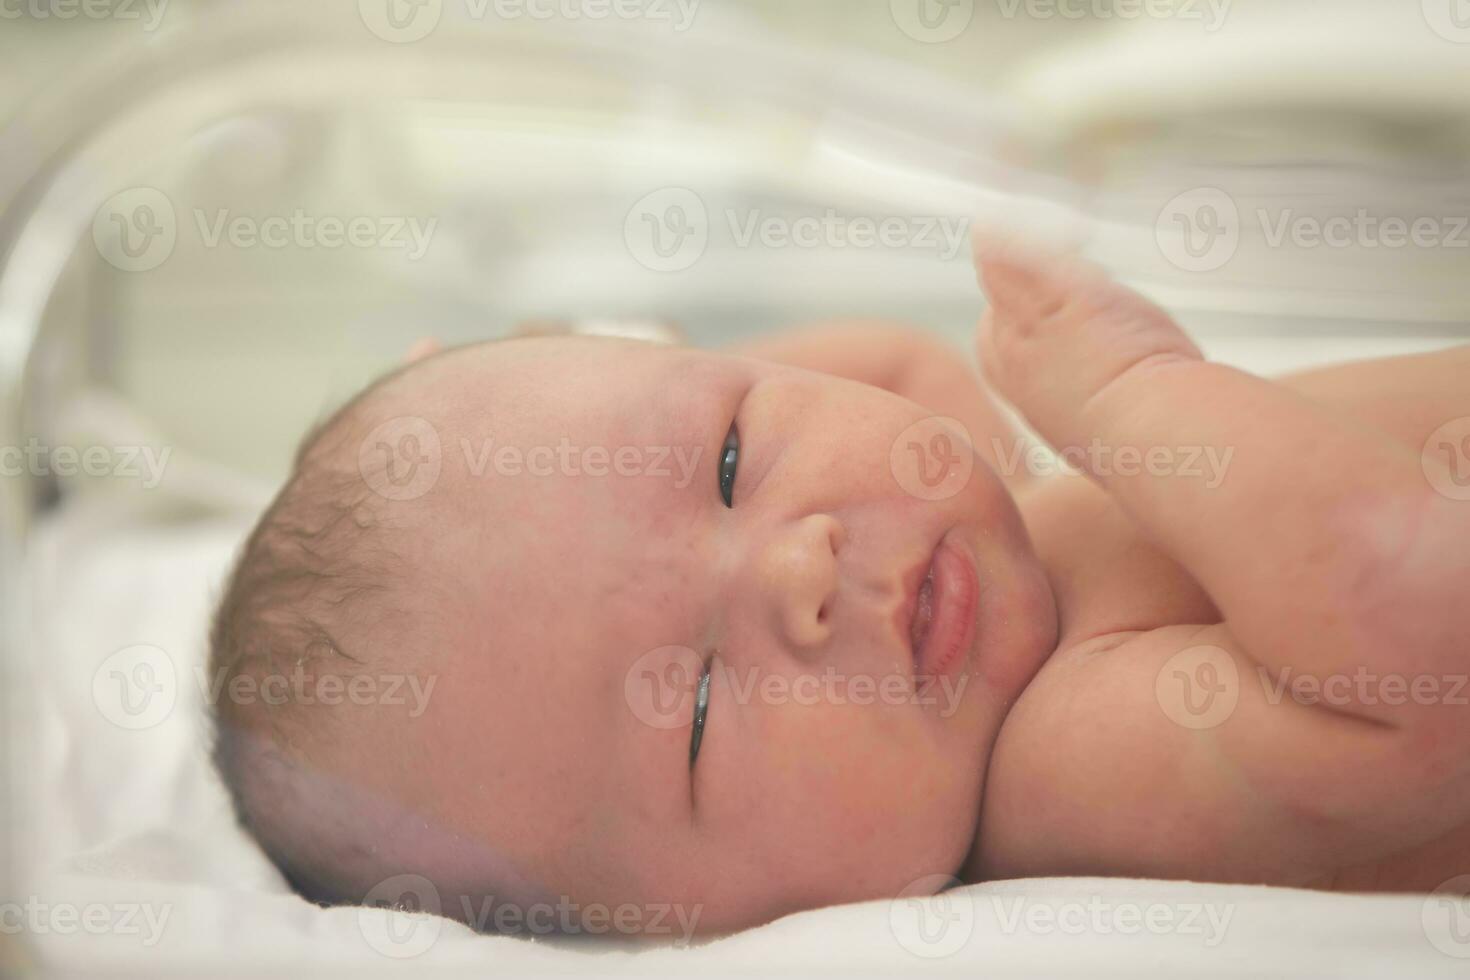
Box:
(15, 362), (1469, 977)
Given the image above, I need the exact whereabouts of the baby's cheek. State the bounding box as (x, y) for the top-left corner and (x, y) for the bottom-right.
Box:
(766, 702), (918, 820)
(707, 706), (970, 913)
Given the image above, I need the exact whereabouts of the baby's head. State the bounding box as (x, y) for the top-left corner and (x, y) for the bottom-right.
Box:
(209, 335), (1058, 939)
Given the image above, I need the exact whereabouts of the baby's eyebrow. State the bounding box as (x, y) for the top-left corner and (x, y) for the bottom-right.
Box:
(635, 363), (736, 499)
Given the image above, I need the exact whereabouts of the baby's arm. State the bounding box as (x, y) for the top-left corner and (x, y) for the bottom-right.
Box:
(969, 240), (1470, 874)
(729, 321), (1034, 485)
(976, 240), (1469, 731)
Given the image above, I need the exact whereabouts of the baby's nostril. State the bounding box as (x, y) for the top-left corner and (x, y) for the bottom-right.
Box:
(817, 604), (829, 625)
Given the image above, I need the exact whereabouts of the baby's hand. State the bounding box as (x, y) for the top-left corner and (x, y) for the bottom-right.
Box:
(974, 235), (1202, 447)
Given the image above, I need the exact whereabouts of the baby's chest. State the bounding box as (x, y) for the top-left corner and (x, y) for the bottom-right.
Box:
(990, 481), (1470, 887)
(983, 482), (1305, 878)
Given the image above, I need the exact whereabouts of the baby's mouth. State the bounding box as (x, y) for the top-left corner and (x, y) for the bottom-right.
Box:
(909, 571), (935, 667)
(904, 530), (981, 684)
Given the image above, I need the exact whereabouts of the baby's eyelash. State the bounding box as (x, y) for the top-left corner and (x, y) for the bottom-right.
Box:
(689, 657), (712, 768)
(719, 422), (739, 508)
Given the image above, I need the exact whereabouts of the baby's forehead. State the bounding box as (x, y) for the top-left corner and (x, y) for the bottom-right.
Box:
(399, 336), (724, 439)
(393, 333), (724, 618)
(349, 339), (732, 895)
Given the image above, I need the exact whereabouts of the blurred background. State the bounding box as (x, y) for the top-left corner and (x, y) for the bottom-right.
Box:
(2, 0), (1468, 488)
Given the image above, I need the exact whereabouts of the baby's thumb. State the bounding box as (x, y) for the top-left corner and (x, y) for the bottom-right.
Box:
(974, 230), (1199, 356)
(971, 231), (1202, 437)
(976, 245), (1047, 327)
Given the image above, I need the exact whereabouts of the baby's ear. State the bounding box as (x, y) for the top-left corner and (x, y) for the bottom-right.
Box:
(404, 338), (442, 364)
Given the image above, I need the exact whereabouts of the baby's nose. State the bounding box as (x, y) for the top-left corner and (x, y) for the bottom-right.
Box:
(755, 514), (845, 653)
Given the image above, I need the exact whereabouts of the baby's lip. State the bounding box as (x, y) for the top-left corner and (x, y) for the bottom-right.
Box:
(914, 532), (980, 683)
(894, 531), (981, 685)
(894, 548), (936, 675)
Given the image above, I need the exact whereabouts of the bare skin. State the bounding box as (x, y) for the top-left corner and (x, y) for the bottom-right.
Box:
(313, 330), (1060, 937)
(739, 243), (1470, 896)
(311, 241), (1467, 940)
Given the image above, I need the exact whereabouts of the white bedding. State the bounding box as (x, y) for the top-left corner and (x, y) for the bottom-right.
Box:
(16, 462), (1470, 979)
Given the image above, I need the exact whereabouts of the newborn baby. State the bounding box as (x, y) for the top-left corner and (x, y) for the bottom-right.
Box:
(208, 238), (1470, 939)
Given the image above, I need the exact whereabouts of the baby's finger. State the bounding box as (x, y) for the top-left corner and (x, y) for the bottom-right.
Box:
(972, 235), (1201, 446)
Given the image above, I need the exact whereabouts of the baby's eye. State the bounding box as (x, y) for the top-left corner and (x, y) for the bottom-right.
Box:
(689, 658), (712, 768)
(719, 422), (740, 508)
